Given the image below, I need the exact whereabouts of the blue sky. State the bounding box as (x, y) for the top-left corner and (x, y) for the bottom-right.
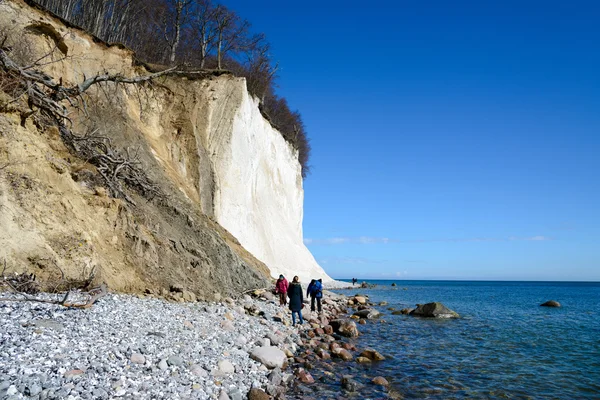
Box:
(222, 0), (600, 281)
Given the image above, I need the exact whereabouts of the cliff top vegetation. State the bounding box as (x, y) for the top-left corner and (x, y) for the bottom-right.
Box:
(30, 0), (311, 177)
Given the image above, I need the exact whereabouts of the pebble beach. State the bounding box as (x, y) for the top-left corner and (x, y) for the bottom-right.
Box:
(1, 282), (393, 400)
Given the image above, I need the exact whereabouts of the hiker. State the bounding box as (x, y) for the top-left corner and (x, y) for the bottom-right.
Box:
(307, 279), (316, 300)
(287, 276), (304, 325)
(309, 278), (323, 313)
(275, 274), (288, 306)
(352, 277), (357, 286)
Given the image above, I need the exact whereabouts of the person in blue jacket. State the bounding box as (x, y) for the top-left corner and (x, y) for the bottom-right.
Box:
(309, 278), (323, 313)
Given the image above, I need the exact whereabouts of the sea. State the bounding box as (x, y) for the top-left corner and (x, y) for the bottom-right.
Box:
(316, 280), (600, 399)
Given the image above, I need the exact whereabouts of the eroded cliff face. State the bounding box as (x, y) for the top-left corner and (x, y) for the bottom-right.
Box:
(0, 0), (331, 297)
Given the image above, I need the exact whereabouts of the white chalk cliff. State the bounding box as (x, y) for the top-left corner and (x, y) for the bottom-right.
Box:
(206, 80), (331, 283)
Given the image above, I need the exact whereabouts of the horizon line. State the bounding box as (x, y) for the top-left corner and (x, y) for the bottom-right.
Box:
(334, 278), (600, 283)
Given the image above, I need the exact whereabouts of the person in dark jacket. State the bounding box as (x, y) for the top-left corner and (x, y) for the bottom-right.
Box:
(309, 278), (323, 313)
(306, 279), (316, 299)
(287, 276), (304, 325)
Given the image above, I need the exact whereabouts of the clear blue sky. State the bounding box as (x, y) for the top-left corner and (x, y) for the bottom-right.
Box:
(221, 0), (600, 281)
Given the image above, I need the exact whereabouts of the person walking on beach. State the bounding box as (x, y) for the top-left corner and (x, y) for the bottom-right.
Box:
(306, 279), (316, 301)
(352, 277), (357, 286)
(287, 276), (304, 326)
(275, 275), (288, 306)
(309, 278), (323, 313)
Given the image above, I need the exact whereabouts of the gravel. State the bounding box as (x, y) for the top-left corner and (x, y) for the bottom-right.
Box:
(0, 291), (301, 399)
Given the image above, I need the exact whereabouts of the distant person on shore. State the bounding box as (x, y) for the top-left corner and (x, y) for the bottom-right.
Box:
(287, 276), (304, 325)
(309, 278), (323, 313)
(275, 274), (288, 306)
(352, 278), (357, 286)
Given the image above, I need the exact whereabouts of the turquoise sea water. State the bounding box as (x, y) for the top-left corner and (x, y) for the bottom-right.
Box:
(334, 280), (600, 399)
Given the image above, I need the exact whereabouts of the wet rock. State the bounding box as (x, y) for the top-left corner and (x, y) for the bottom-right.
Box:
(316, 349), (331, 360)
(323, 325), (334, 335)
(356, 356), (371, 364)
(295, 368), (314, 384)
(372, 376), (389, 386)
(353, 296), (367, 305)
(353, 308), (381, 319)
(359, 349), (385, 361)
(332, 348), (353, 361)
(541, 300), (561, 307)
(330, 319), (359, 337)
(409, 302), (459, 318)
(358, 319), (367, 325)
(341, 375), (358, 392)
(391, 283), (397, 286)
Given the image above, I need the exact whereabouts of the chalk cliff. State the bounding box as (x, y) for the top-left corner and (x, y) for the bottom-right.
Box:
(0, 0), (331, 299)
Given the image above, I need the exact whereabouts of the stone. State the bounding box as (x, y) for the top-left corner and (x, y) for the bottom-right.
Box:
(218, 359), (235, 374)
(248, 388), (270, 400)
(218, 390), (231, 400)
(190, 364), (208, 377)
(295, 368), (314, 384)
(353, 296), (367, 305)
(323, 325), (334, 335)
(167, 355), (184, 366)
(332, 348), (353, 361)
(224, 312), (235, 321)
(358, 319), (366, 325)
(372, 376), (389, 386)
(391, 283), (397, 286)
(541, 300), (561, 307)
(356, 356), (371, 364)
(341, 375), (358, 392)
(250, 346), (287, 369)
(64, 369), (85, 378)
(330, 319), (359, 337)
(221, 320), (235, 331)
(359, 349), (385, 361)
(268, 370), (282, 385)
(158, 359), (168, 370)
(379, 301), (388, 306)
(266, 332), (282, 346)
(409, 302), (459, 318)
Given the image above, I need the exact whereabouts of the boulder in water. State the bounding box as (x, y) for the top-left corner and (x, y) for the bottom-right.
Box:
(353, 308), (382, 319)
(330, 319), (360, 337)
(540, 300), (561, 307)
(391, 282), (397, 287)
(409, 302), (459, 318)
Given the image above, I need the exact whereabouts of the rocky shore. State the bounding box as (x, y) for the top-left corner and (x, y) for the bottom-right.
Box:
(2, 281), (397, 400)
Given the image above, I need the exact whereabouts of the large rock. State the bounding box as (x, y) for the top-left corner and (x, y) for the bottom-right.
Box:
(540, 300), (561, 307)
(353, 296), (367, 304)
(353, 308), (382, 319)
(359, 349), (385, 361)
(332, 348), (353, 361)
(409, 302), (459, 318)
(330, 319), (359, 337)
(249, 346), (287, 369)
(248, 388), (270, 400)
